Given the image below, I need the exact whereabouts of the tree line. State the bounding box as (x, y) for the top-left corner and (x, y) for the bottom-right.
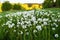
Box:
(1, 1), (24, 11)
(1, 0), (60, 11)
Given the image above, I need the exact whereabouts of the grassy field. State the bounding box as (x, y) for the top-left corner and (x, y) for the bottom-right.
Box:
(0, 9), (60, 40)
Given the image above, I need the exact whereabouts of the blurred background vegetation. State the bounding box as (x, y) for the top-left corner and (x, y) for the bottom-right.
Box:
(43, 0), (60, 8)
(0, 0), (60, 12)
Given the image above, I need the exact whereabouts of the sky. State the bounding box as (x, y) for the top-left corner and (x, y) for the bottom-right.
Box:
(0, 0), (44, 4)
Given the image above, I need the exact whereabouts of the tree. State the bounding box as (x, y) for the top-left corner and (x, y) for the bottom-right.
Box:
(43, 0), (56, 8)
(13, 4), (21, 10)
(1, 1), (12, 11)
(56, 0), (60, 7)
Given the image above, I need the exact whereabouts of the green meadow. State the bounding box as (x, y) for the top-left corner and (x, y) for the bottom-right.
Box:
(0, 9), (60, 40)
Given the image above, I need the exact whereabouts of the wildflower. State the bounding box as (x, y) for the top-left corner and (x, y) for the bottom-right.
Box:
(44, 12), (48, 15)
(43, 18), (49, 22)
(10, 18), (12, 21)
(55, 34), (59, 38)
(48, 20), (51, 22)
(41, 24), (44, 27)
(27, 23), (32, 27)
(31, 16), (36, 21)
(8, 23), (15, 28)
(22, 25), (27, 29)
(25, 29), (28, 31)
(53, 23), (58, 27)
(20, 21), (24, 25)
(43, 22), (48, 25)
(37, 18), (42, 22)
(6, 21), (12, 25)
(58, 19), (60, 22)
(20, 31), (23, 34)
(36, 25), (42, 31)
(17, 22), (20, 24)
(52, 28), (56, 30)
(0, 16), (2, 18)
(33, 30), (37, 33)
(56, 25), (58, 27)
(47, 14), (50, 16)
(26, 32), (29, 35)
(5, 14), (10, 17)
(54, 19), (57, 22)
(17, 25), (19, 27)
(2, 24), (6, 26)
(14, 30), (16, 32)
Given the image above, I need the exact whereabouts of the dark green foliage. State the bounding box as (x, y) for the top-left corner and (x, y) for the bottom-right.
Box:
(43, 0), (60, 8)
(1, 1), (12, 11)
(56, 0), (60, 7)
(13, 4), (21, 10)
(43, 0), (53, 8)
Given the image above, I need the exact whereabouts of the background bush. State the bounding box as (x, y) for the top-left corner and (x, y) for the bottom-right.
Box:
(43, 0), (54, 8)
(43, 0), (60, 8)
(1, 1), (12, 11)
(56, 0), (60, 7)
(13, 4), (21, 10)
